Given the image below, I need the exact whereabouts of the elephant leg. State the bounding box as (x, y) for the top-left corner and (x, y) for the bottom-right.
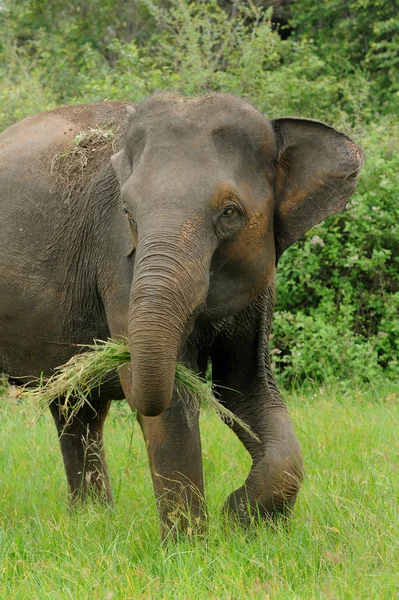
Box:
(50, 397), (113, 505)
(221, 391), (303, 524)
(137, 390), (206, 538)
(211, 313), (303, 525)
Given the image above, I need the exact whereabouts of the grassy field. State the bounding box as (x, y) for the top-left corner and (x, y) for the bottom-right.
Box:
(0, 385), (398, 599)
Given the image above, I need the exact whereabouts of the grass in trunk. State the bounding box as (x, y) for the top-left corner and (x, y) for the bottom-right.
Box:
(21, 338), (260, 442)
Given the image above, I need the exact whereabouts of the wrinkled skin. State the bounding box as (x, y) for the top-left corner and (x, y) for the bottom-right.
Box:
(0, 93), (362, 536)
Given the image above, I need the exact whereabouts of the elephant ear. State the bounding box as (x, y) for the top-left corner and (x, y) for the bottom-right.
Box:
(271, 117), (363, 260)
(111, 105), (136, 187)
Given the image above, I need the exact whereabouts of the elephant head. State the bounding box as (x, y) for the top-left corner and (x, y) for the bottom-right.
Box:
(111, 92), (362, 417)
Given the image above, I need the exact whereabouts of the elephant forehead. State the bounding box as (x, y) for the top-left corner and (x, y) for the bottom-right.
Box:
(131, 92), (275, 151)
(135, 91), (262, 122)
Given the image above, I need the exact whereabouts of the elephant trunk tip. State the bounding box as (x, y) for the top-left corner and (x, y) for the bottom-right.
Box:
(134, 397), (170, 417)
(132, 369), (175, 417)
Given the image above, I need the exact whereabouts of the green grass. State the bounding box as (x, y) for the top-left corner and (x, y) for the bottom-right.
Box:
(0, 386), (398, 599)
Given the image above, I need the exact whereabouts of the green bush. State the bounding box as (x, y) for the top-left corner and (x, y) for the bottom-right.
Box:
(0, 44), (56, 130)
(272, 117), (399, 385)
(0, 0), (373, 128)
(290, 0), (399, 112)
(124, 0), (372, 125)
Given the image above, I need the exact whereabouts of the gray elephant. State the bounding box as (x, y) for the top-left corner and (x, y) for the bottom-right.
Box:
(0, 93), (362, 535)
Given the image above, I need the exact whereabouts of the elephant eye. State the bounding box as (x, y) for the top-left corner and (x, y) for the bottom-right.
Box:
(214, 202), (244, 240)
(222, 206), (236, 217)
(123, 206), (137, 235)
(123, 206), (134, 222)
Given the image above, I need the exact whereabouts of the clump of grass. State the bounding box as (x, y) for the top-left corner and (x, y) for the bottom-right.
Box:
(22, 339), (259, 441)
(73, 127), (116, 148)
(51, 124), (119, 175)
(0, 374), (13, 397)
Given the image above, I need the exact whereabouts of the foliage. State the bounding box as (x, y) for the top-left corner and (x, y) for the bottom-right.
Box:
(272, 117), (399, 385)
(290, 0), (399, 112)
(0, 0), (373, 129)
(0, 0), (397, 386)
(1, 0), (157, 53)
(0, 44), (56, 128)
(0, 375), (11, 397)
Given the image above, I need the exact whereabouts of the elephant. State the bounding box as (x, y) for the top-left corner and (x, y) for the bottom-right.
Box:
(0, 92), (362, 536)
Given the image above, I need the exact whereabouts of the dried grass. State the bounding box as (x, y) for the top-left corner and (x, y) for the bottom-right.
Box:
(50, 123), (121, 200)
(21, 339), (260, 441)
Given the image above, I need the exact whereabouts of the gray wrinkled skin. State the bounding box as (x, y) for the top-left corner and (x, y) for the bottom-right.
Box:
(0, 93), (362, 535)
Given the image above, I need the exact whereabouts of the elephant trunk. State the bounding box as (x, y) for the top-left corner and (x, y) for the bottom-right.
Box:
(129, 232), (209, 417)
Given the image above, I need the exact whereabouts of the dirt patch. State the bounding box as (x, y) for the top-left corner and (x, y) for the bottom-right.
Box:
(50, 122), (122, 200)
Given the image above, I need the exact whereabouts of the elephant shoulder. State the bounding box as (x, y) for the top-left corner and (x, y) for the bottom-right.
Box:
(46, 101), (131, 139)
(0, 101), (132, 195)
(0, 101), (130, 164)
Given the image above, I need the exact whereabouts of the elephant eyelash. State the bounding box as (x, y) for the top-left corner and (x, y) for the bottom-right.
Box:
(123, 207), (137, 235)
(123, 207), (135, 221)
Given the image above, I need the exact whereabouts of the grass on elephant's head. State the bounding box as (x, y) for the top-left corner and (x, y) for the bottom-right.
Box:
(50, 122), (122, 201)
(51, 123), (119, 170)
(20, 337), (259, 440)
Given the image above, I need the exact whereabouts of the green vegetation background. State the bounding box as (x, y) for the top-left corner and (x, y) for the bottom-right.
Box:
(1, 0), (398, 387)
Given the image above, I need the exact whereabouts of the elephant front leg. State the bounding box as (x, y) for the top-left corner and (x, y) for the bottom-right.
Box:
(222, 394), (303, 525)
(50, 397), (113, 505)
(211, 319), (303, 525)
(137, 390), (206, 538)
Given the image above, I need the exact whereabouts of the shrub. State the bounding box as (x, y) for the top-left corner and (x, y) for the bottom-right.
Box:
(272, 117), (399, 385)
(290, 0), (399, 112)
(0, 0), (373, 128)
(0, 44), (56, 130)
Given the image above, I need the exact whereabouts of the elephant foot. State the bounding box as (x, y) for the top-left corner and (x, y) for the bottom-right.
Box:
(158, 494), (208, 541)
(223, 447), (304, 527)
(67, 479), (114, 510)
(222, 483), (298, 527)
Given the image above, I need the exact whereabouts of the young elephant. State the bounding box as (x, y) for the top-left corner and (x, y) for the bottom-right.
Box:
(0, 93), (362, 535)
